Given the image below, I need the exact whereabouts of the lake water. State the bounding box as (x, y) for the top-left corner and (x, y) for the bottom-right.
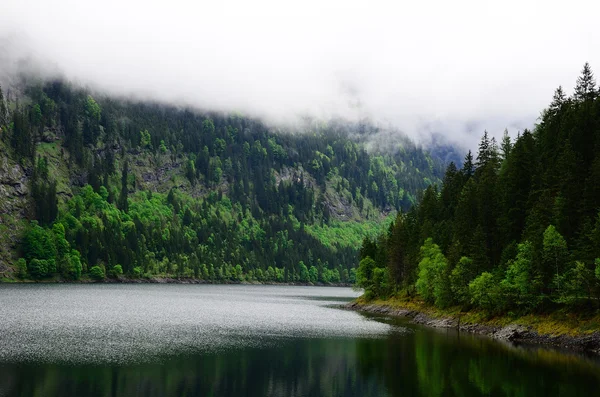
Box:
(1, 284), (599, 396)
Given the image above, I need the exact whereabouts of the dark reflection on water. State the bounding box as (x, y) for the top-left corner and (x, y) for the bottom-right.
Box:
(1, 285), (600, 396)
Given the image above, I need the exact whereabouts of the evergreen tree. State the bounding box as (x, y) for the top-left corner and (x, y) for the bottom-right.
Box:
(119, 160), (129, 212)
(574, 62), (597, 102)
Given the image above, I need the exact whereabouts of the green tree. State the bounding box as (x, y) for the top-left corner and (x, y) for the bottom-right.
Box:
(15, 258), (27, 279)
(308, 266), (319, 283)
(23, 223), (56, 263)
(542, 225), (568, 294)
(449, 256), (475, 306)
(89, 266), (106, 281)
(469, 272), (497, 313)
(28, 259), (49, 279)
(119, 160), (129, 212)
(416, 238), (451, 308)
(140, 129), (152, 149)
(298, 261), (309, 283)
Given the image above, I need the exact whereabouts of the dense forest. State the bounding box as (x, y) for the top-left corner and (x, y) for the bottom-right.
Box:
(0, 78), (445, 282)
(357, 63), (600, 315)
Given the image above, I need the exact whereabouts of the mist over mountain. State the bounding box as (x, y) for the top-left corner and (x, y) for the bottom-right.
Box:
(3, 0), (598, 150)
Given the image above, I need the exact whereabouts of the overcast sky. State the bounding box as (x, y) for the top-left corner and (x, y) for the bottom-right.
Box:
(1, 0), (599, 149)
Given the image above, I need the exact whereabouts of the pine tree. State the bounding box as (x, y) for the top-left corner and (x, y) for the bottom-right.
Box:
(119, 160), (129, 212)
(476, 131), (491, 169)
(549, 86), (567, 115)
(574, 62), (597, 102)
(462, 150), (474, 179)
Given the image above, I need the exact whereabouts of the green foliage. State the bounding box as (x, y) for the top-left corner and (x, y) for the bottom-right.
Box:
(85, 95), (101, 121)
(15, 258), (27, 279)
(133, 266), (143, 278)
(5, 79), (449, 283)
(542, 225), (568, 292)
(63, 250), (83, 280)
(356, 257), (376, 291)
(358, 64), (600, 316)
(23, 223), (56, 263)
(298, 261), (309, 283)
(309, 266), (319, 283)
(28, 259), (50, 279)
(469, 272), (497, 313)
(416, 239), (451, 308)
(501, 241), (540, 309)
(110, 265), (123, 278)
(449, 257), (475, 306)
(140, 129), (152, 149)
(89, 266), (105, 281)
(560, 261), (594, 305)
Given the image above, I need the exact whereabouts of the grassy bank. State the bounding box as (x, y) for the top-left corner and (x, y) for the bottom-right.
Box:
(353, 295), (600, 339)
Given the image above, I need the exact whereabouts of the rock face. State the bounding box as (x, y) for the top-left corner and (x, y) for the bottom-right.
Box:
(0, 152), (29, 275)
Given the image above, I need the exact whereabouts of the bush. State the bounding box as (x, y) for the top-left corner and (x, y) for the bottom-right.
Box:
(133, 266), (143, 278)
(89, 265), (105, 281)
(28, 259), (49, 279)
(110, 264), (123, 278)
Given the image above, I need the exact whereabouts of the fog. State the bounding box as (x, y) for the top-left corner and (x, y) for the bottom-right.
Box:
(1, 0), (599, 149)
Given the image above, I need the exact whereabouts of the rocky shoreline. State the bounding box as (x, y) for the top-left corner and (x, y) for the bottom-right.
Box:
(346, 301), (600, 354)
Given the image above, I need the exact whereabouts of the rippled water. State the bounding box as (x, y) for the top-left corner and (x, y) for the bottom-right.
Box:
(1, 284), (600, 396)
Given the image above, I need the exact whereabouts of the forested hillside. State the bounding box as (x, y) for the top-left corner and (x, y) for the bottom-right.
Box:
(0, 78), (444, 282)
(357, 63), (600, 315)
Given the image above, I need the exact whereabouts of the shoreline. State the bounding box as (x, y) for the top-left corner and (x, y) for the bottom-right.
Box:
(0, 277), (353, 287)
(345, 300), (600, 354)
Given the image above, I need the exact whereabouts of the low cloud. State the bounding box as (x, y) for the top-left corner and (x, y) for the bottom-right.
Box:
(1, 0), (599, 150)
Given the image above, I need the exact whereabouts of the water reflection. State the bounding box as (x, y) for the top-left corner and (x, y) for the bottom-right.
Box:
(2, 328), (600, 397)
(1, 284), (600, 396)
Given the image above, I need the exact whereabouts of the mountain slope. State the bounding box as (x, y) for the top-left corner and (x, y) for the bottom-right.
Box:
(0, 79), (446, 282)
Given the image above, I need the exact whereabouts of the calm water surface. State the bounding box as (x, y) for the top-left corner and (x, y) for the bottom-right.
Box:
(1, 284), (599, 396)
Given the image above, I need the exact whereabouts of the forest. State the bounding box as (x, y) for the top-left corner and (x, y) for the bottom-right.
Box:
(0, 78), (445, 282)
(357, 63), (600, 315)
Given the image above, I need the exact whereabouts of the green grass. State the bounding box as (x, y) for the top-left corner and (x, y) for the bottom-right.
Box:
(355, 295), (600, 338)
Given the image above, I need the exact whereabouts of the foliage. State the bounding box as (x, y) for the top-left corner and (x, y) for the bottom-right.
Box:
(357, 64), (600, 316)
(416, 238), (451, 308)
(2, 80), (447, 282)
(89, 266), (105, 281)
(469, 272), (497, 313)
(15, 258), (27, 279)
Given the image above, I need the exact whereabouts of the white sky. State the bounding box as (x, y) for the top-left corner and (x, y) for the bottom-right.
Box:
(1, 0), (599, 149)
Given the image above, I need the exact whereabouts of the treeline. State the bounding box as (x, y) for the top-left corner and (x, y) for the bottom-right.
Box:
(357, 63), (600, 314)
(0, 79), (443, 281)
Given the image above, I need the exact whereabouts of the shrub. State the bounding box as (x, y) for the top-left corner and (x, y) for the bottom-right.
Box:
(89, 265), (105, 281)
(133, 266), (143, 278)
(28, 259), (49, 279)
(110, 264), (123, 278)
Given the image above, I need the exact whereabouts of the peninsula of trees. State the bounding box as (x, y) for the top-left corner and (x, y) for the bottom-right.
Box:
(357, 63), (600, 315)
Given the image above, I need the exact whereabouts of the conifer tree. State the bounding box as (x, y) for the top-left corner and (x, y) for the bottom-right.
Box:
(574, 62), (597, 102)
(119, 160), (129, 212)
